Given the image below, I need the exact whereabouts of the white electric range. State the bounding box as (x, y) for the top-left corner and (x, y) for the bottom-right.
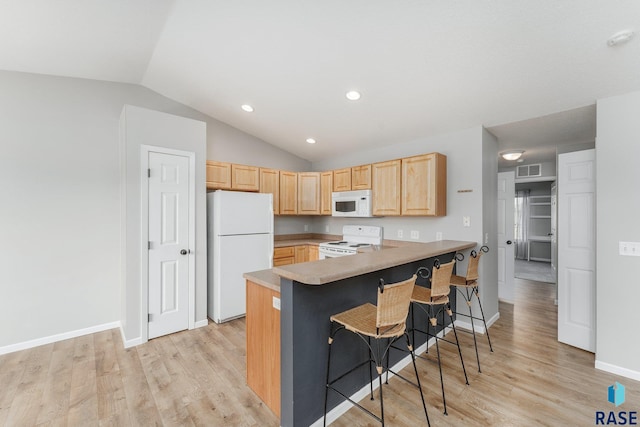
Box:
(318, 225), (383, 259)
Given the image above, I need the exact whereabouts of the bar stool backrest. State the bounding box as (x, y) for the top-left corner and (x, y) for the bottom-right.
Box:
(376, 274), (417, 329)
(466, 250), (483, 281)
(430, 260), (456, 298)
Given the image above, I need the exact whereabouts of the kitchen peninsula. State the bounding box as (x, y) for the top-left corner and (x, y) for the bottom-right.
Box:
(244, 239), (476, 427)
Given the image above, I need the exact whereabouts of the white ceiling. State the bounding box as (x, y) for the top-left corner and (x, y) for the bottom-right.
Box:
(1, 0), (639, 163)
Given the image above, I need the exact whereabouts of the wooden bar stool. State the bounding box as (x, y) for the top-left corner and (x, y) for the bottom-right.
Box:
(410, 259), (468, 416)
(450, 246), (494, 373)
(323, 274), (430, 427)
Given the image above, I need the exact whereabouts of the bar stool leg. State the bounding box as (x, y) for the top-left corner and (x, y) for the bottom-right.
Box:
(323, 326), (335, 427)
(465, 287), (482, 372)
(475, 287), (494, 352)
(431, 307), (448, 415)
(405, 333), (430, 427)
(368, 337), (374, 400)
(447, 302), (469, 385)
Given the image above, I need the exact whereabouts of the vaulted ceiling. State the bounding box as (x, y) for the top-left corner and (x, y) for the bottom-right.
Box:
(1, 0), (638, 164)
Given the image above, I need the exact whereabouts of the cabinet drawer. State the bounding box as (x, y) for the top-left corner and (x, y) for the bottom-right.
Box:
(274, 247), (295, 259)
(273, 256), (295, 266)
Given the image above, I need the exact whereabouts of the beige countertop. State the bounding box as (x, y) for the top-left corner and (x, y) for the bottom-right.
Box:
(244, 239), (477, 288)
(274, 238), (330, 248)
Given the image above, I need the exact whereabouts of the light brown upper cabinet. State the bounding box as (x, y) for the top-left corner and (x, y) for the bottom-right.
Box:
(206, 161), (232, 190)
(333, 168), (352, 192)
(279, 171), (298, 215)
(259, 168), (280, 214)
(298, 172), (321, 215)
(372, 159), (402, 216)
(320, 171), (333, 215)
(402, 153), (447, 216)
(351, 164), (372, 190)
(231, 164), (259, 192)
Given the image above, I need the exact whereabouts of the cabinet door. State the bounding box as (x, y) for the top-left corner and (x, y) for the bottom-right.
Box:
(260, 168), (280, 215)
(294, 245), (308, 263)
(206, 161), (232, 190)
(333, 168), (351, 192)
(320, 171), (333, 215)
(308, 245), (319, 261)
(279, 171), (298, 215)
(298, 172), (321, 215)
(232, 164), (259, 191)
(372, 160), (401, 216)
(402, 153), (446, 216)
(351, 164), (372, 190)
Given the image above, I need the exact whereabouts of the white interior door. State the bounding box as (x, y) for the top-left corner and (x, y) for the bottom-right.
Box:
(497, 171), (515, 303)
(148, 151), (190, 339)
(558, 149), (596, 352)
(551, 183), (558, 273)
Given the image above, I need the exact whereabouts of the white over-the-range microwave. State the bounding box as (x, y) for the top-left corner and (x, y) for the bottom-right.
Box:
(331, 189), (373, 217)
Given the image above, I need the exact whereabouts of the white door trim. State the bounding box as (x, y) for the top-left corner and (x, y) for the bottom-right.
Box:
(140, 145), (196, 343)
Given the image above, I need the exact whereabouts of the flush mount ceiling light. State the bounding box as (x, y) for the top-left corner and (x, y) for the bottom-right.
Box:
(241, 104), (254, 112)
(501, 150), (525, 161)
(607, 29), (635, 46)
(306, 138), (316, 144)
(345, 90), (361, 101)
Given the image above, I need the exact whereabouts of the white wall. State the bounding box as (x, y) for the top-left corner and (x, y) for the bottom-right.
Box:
(0, 70), (309, 351)
(595, 90), (640, 379)
(312, 126), (499, 322)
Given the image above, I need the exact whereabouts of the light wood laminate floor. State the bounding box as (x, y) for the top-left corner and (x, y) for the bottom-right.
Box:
(1, 278), (638, 426)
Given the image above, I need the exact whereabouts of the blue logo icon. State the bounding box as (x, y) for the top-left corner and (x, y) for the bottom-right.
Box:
(608, 382), (625, 407)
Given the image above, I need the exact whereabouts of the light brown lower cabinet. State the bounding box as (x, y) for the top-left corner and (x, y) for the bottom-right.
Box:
(246, 280), (280, 417)
(308, 245), (319, 261)
(273, 247), (295, 266)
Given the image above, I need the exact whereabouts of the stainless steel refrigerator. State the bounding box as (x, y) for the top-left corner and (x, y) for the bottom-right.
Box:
(207, 190), (273, 323)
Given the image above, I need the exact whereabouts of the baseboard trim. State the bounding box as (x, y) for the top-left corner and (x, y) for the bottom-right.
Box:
(595, 360), (640, 382)
(194, 319), (209, 329)
(498, 297), (515, 305)
(455, 311), (500, 334)
(120, 325), (144, 349)
(0, 321), (121, 355)
(310, 330), (443, 427)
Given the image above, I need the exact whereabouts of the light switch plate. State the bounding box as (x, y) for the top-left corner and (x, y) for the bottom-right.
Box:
(397, 230), (403, 238)
(272, 296), (281, 310)
(411, 230), (419, 240)
(619, 241), (640, 256)
(436, 232), (443, 241)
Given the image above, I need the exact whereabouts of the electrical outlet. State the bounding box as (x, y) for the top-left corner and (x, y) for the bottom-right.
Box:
(397, 230), (403, 238)
(304, 224), (309, 232)
(436, 232), (443, 241)
(485, 233), (489, 244)
(411, 230), (419, 240)
(272, 296), (281, 310)
(463, 216), (471, 227)
(619, 241), (640, 256)
(325, 225), (329, 232)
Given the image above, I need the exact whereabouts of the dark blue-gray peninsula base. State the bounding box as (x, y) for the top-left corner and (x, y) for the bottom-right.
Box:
(273, 240), (476, 427)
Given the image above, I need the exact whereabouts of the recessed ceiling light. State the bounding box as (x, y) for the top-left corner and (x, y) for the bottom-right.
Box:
(607, 29), (635, 47)
(306, 138), (316, 144)
(241, 104), (254, 112)
(500, 150), (525, 161)
(345, 91), (361, 101)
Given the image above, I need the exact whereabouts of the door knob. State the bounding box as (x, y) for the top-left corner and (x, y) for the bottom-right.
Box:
(506, 240), (513, 245)
(180, 249), (188, 255)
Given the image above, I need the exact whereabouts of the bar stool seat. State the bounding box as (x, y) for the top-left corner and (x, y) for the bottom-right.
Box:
(331, 304), (405, 339)
(323, 275), (430, 426)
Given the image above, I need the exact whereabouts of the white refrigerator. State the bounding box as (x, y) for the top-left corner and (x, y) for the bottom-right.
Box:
(207, 190), (274, 323)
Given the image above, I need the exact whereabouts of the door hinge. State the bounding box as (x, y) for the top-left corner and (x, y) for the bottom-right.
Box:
(148, 313), (153, 322)
(148, 241), (152, 250)
(147, 168), (151, 178)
